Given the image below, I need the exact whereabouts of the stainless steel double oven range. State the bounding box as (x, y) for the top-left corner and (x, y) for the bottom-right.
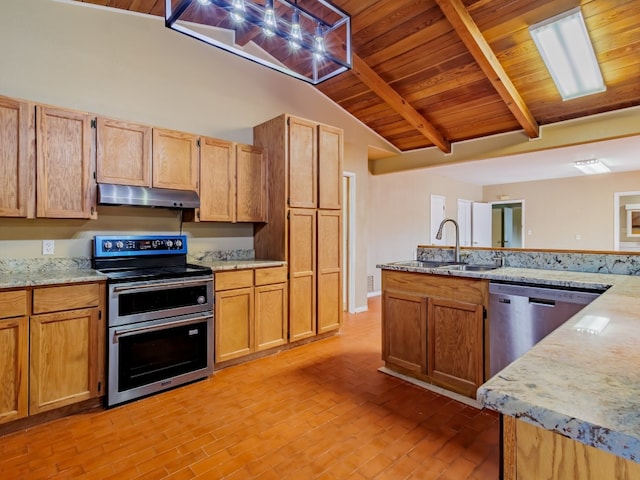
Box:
(93, 235), (214, 407)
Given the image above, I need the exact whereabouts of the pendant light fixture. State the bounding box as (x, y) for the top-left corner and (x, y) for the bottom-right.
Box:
(165, 0), (351, 84)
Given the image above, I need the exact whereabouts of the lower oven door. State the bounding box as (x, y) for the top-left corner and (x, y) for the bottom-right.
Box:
(108, 312), (214, 407)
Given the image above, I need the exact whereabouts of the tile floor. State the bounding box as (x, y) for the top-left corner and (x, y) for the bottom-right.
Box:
(0, 296), (500, 479)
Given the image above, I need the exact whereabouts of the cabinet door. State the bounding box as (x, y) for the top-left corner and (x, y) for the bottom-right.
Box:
(288, 117), (317, 208)
(36, 105), (94, 219)
(236, 144), (267, 222)
(199, 137), (235, 222)
(96, 117), (151, 186)
(382, 290), (427, 374)
(30, 307), (100, 414)
(427, 298), (484, 397)
(317, 210), (342, 333)
(255, 283), (287, 351)
(318, 125), (343, 210)
(215, 287), (254, 362)
(289, 208), (317, 341)
(0, 316), (28, 424)
(152, 128), (199, 191)
(0, 96), (32, 218)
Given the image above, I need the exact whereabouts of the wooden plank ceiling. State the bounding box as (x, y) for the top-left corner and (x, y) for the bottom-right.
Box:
(75, 0), (640, 153)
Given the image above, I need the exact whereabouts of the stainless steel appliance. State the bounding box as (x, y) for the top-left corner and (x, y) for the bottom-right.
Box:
(489, 282), (604, 378)
(93, 235), (214, 407)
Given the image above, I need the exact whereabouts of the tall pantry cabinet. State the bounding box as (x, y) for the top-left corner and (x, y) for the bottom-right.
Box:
(253, 115), (343, 342)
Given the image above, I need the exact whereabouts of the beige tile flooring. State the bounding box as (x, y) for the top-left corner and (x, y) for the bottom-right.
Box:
(0, 296), (499, 479)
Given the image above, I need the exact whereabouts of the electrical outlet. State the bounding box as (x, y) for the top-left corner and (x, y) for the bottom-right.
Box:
(42, 240), (55, 255)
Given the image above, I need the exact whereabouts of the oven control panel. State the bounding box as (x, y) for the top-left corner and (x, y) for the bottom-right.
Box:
(94, 235), (188, 257)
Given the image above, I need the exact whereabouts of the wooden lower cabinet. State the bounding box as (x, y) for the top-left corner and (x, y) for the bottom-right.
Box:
(215, 267), (287, 364)
(317, 209), (342, 333)
(0, 316), (29, 424)
(289, 208), (317, 341)
(382, 290), (427, 374)
(381, 270), (488, 398)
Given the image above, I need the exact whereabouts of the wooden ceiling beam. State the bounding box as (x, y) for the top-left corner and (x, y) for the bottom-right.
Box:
(352, 53), (452, 153)
(434, 0), (540, 139)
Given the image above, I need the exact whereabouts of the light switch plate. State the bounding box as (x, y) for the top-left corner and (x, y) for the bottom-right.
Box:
(42, 240), (55, 255)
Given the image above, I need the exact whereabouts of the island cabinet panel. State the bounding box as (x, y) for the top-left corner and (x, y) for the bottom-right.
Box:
(427, 298), (484, 398)
(36, 105), (95, 219)
(317, 210), (342, 333)
(215, 287), (254, 363)
(289, 208), (317, 341)
(0, 316), (28, 424)
(29, 307), (100, 414)
(504, 416), (640, 480)
(96, 117), (152, 187)
(288, 117), (317, 208)
(199, 137), (235, 222)
(382, 290), (427, 374)
(152, 128), (199, 192)
(0, 96), (33, 218)
(236, 144), (267, 222)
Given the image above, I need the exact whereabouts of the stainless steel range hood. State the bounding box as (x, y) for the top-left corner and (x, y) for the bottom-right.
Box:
(97, 183), (200, 209)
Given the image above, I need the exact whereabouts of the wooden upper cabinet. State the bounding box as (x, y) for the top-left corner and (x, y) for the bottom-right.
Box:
(0, 96), (33, 218)
(152, 128), (199, 192)
(318, 125), (343, 210)
(199, 137), (235, 222)
(96, 117), (152, 187)
(288, 117), (317, 209)
(36, 105), (95, 219)
(236, 144), (266, 222)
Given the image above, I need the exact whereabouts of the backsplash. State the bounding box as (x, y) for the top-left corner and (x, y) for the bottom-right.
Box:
(417, 247), (640, 276)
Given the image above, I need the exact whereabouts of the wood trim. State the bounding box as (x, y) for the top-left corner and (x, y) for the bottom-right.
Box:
(352, 53), (451, 153)
(502, 415), (517, 480)
(434, 0), (539, 139)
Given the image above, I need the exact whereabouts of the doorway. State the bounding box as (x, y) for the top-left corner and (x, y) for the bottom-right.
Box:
(343, 172), (356, 313)
(491, 201), (525, 248)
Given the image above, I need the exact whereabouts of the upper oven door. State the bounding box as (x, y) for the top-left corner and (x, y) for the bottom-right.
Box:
(108, 275), (214, 327)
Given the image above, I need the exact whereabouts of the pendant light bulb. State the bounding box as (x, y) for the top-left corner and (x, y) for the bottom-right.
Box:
(263, 0), (276, 37)
(197, 0), (211, 5)
(230, 0), (245, 23)
(289, 9), (302, 50)
(314, 23), (325, 60)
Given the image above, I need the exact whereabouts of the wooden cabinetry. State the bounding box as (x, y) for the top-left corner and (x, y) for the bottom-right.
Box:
(0, 290), (29, 424)
(152, 128), (199, 192)
(96, 116), (152, 186)
(0, 96), (33, 218)
(254, 114), (343, 341)
(381, 270), (488, 398)
(36, 105), (95, 219)
(199, 139), (266, 222)
(29, 283), (105, 414)
(215, 266), (287, 364)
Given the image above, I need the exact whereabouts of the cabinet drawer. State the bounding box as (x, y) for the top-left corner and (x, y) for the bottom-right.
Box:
(255, 266), (287, 286)
(0, 289), (29, 319)
(215, 270), (254, 291)
(33, 283), (101, 314)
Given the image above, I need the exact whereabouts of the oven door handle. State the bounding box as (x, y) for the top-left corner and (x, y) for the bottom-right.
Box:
(112, 278), (212, 292)
(113, 314), (213, 339)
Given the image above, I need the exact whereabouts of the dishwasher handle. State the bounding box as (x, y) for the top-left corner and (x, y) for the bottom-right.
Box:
(529, 297), (555, 307)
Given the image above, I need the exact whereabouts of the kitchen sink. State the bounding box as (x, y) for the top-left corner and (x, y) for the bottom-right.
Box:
(390, 260), (460, 268)
(437, 264), (498, 272)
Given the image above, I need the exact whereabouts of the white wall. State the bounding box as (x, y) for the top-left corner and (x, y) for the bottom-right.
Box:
(0, 0), (394, 311)
(367, 169), (483, 293)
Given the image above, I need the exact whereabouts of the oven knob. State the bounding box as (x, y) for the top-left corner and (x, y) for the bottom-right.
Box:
(166, 240), (173, 248)
(104, 241), (113, 250)
(116, 241), (124, 249)
(197, 295), (206, 304)
(175, 239), (183, 248)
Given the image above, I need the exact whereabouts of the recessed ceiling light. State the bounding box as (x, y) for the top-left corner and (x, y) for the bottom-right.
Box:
(573, 159), (610, 175)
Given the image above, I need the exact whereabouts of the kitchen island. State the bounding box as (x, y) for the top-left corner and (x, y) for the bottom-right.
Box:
(378, 261), (640, 478)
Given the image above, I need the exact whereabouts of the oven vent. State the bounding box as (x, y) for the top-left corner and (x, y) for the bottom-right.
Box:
(97, 183), (200, 209)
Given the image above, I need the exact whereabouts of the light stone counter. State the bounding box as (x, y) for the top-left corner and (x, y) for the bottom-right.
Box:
(0, 269), (107, 289)
(195, 259), (286, 271)
(377, 262), (640, 462)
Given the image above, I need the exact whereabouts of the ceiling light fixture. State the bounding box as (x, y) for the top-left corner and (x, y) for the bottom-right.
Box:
(529, 7), (605, 101)
(573, 159), (610, 175)
(165, 0), (351, 85)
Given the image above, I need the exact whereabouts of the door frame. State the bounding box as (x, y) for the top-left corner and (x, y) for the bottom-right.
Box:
(489, 199), (526, 248)
(343, 172), (357, 313)
(614, 190), (640, 251)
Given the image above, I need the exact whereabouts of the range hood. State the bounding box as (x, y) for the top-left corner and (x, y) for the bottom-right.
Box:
(97, 183), (200, 209)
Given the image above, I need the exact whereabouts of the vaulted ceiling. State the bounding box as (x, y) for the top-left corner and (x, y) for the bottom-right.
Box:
(75, 0), (640, 153)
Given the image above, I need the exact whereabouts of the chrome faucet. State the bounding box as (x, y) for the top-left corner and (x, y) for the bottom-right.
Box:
(435, 218), (461, 263)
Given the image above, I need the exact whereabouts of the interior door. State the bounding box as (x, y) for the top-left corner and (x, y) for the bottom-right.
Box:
(472, 202), (492, 247)
(502, 207), (514, 248)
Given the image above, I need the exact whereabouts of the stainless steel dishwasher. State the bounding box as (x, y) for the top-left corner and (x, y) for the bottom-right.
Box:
(489, 282), (604, 378)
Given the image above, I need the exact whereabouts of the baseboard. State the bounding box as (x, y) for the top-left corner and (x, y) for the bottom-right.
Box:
(378, 366), (482, 409)
(352, 305), (368, 313)
(367, 291), (381, 298)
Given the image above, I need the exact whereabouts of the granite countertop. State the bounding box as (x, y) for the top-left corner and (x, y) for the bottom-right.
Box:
(0, 269), (108, 289)
(196, 259), (286, 271)
(378, 261), (640, 462)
